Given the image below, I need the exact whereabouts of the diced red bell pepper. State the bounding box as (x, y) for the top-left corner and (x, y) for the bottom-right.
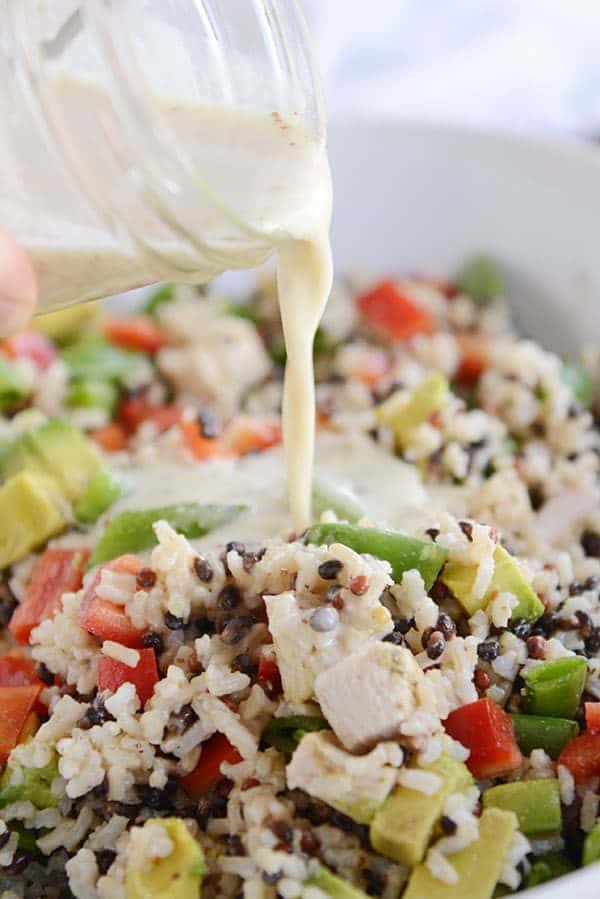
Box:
(0, 684), (43, 765)
(223, 417), (282, 456)
(257, 655), (282, 699)
(103, 316), (168, 354)
(98, 647), (158, 706)
(118, 397), (182, 434)
(586, 702), (600, 735)
(180, 420), (228, 461)
(79, 555), (145, 648)
(356, 279), (433, 341)
(0, 655), (42, 688)
(444, 698), (522, 778)
(2, 331), (56, 371)
(558, 732), (600, 783)
(91, 423), (129, 452)
(10, 549), (90, 644)
(180, 733), (242, 798)
(456, 334), (490, 384)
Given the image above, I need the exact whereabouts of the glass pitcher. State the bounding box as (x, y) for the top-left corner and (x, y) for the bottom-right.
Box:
(0, 0), (325, 311)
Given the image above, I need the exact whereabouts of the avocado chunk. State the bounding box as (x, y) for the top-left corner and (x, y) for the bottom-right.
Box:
(34, 303), (98, 342)
(0, 420), (101, 504)
(0, 472), (68, 569)
(483, 779), (561, 836)
(441, 544), (544, 621)
(403, 808), (518, 899)
(307, 866), (369, 898)
(377, 373), (449, 449)
(125, 818), (205, 899)
(370, 754), (473, 867)
(74, 468), (122, 524)
(0, 757), (59, 810)
(583, 820), (600, 866)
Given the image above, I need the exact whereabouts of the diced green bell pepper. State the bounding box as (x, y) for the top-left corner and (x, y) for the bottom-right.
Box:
(583, 820), (600, 866)
(143, 283), (175, 316)
(561, 361), (594, 410)
(307, 866), (369, 898)
(376, 373), (449, 449)
(88, 502), (246, 567)
(526, 852), (574, 887)
(510, 713), (579, 760)
(305, 522), (447, 589)
(0, 356), (31, 412)
(458, 255), (504, 302)
(262, 715), (329, 754)
(523, 656), (588, 719)
(0, 757), (59, 810)
(483, 779), (561, 836)
(74, 468), (123, 524)
(312, 476), (366, 524)
(62, 336), (144, 383)
(67, 378), (119, 416)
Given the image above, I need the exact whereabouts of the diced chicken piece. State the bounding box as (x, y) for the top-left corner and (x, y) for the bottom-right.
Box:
(264, 591), (392, 704)
(314, 642), (428, 752)
(286, 731), (402, 824)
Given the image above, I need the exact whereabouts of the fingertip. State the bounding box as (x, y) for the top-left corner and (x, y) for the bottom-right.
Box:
(0, 231), (37, 337)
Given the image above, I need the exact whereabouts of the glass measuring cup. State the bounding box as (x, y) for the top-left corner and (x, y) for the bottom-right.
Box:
(0, 0), (325, 311)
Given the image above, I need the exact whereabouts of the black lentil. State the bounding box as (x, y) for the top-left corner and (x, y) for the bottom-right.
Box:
(425, 630), (445, 660)
(425, 527), (440, 541)
(309, 606), (339, 632)
(430, 579), (451, 603)
(271, 820), (293, 844)
(440, 815), (458, 835)
(459, 520), (474, 541)
(218, 585), (242, 611)
(231, 653), (257, 677)
(78, 696), (115, 729)
(363, 869), (387, 896)
(3, 853), (29, 875)
(141, 631), (164, 655)
(581, 530), (600, 558)
(584, 576), (600, 592)
(220, 615), (257, 645)
(224, 834), (243, 856)
(165, 611), (185, 630)
(194, 556), (214, 583)
(0, 830), (10, 850)
(168, 704), (198, 735)
(436, 612), (456, 640)
(569, 581), (585, 596)
(96, 849), (117, 876)
(36, 662), (55, 686)
(329, 809), (355, 832)
(194, 616), (216, 637)
(575, 610), (593, 639)
(226, 541), (246, 556)
(477, 638), (500, 662)
(136, 567), (157, 590)
(318, 559), (343, 580)
(262, 870), (283, 885)
(528, 484), (546, 511)
(512, 619), (532, 640)
(585, 628), (600, 656)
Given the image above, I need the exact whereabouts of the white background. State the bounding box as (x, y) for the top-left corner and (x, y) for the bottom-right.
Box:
(303, 0), (600, 135)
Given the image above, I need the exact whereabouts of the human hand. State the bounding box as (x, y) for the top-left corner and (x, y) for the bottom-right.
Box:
(0, 231), (37, 337)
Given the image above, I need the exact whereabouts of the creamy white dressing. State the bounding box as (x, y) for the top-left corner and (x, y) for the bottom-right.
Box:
(6, 77), (334, 526)
(111, 431), (432, 551)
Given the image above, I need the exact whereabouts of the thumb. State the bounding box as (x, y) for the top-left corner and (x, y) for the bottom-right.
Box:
(0, 230), (37, 337)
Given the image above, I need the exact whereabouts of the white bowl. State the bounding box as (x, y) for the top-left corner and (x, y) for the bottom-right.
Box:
(327, 118), (600, 899)
(329, 119), (600, 357)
